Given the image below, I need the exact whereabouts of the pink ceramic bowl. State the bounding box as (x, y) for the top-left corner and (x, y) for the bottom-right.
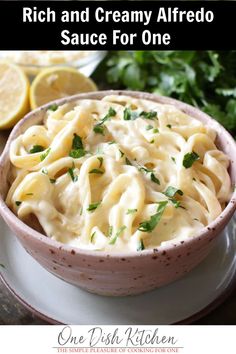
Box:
(0, 91), (236, 296)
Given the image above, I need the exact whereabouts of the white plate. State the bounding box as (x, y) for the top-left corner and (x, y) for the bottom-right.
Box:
(0, 215), (236, 324)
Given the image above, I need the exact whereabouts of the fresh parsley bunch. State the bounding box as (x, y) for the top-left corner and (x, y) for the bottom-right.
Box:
(93, 51), (236, 137)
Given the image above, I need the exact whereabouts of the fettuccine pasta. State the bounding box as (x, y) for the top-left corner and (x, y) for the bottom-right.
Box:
(6, 95), (232, 252)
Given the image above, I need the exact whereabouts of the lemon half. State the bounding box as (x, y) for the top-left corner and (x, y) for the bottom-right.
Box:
(30, 66), (97, 109)
(0, 62), (30, 130)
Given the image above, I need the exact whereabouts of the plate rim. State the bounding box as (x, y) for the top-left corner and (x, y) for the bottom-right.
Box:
(1, 259), (236, 325)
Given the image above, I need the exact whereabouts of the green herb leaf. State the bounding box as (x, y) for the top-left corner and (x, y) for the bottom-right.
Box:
(139, 166), (153, 173)
(40, 148), (51, 161)
(96, 107), (117, 126)
(93, 125), (105, 135)
(90, 232), (96, 243)
(183, 151), (200, 168)
(69, 149), (86, 158)
(146, 125), (153, 130)
(166, 124), (172, 129)
(72, 134), (83, 150)
(41, 168), (48, 175)
(108, 225), (113, 237)
(125, 157), (132, 165)
(0, 264), (5, 269)
(140, 111), (157, 120)
(171, 157), (176, 163)
(119, 150), (124, 158)
(48, 104), (58, 112)
(26, 193), (33, 196)
(164, 186), (183, 198)
(15, 201), (22, 206)
(126, 208), (137, 215)
(87, 201), (101, 212)
(69, 135), (87, 166)
(150, 173), (160, 185)
(50, 178), (56, 184)
(138, 201), (168, 233)
(137, 239), (145, 251)
(29, 145), (45, 154)
(123, 107), (139, 120)
(153, 128), (159, 133)
(109, 225), (126, 245)
(170, 199), (181, 208)
(97, 157), (103, 168)
(68, 167), (78, 182)
(89, 169), (104, 175)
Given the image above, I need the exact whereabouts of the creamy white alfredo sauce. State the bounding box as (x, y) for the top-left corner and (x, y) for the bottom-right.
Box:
(6, 95), (232, 252)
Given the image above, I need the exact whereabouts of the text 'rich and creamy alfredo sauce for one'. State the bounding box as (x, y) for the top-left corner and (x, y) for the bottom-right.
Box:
(6, 95), (232, 252)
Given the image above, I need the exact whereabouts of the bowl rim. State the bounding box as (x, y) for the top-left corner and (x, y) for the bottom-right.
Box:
(0, 90), (235, 259)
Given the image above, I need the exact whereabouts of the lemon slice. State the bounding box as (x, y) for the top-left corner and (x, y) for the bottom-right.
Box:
(30, 67), (97, 109)
(0, 61), (30, 130)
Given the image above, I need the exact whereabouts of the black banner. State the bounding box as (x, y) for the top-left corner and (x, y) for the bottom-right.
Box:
(0, 1), (235, 50)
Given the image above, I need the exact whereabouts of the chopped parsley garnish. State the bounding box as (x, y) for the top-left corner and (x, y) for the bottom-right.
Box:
(171, 157), (176, 163)
(183, 151), (200, 168)
(29, 145), (45, 154)
(150, 139), (155, 144)
(0, 263), (5, 269)
(68, 167), (78, 182)
(72, 134), (83, 149)
(80, 207), (83, 216)
(69, 134), (86, 158)
(26, 193), (33, 196)
(108, 225), (113, 237)
(90, 232), (96, 243)
(150, 173), (160, 185)
(137, 239), (145, 251)
(108, 141), (116, 145)
(193, 177), (196, 181)
(96, 107), (117, 126)
(97, 157), (103, 168)
(163, 186), (183, 198)
(139, 166), (153, 173)
(15, 201), (22, 206)
(163, 186), (183, 208)
(40, 148), (51, 161)
(69, 149), (86, 158)
(119, 150), (124, 158)
(89, 168), (104, 175)
(138, 201), (168, 233)
(93, 125), (105, 135)
(48, 104), (58, 111)
(41, 168), (48, 175)
(166, 124), (172, 129)
(87, 201), (101, 212)
(139, 166), (160, 185)
(50, 178), (56, 184)
(125, 157), (132, 165)
(140, 111), (157, 120)
(123, 107), (139, 120)
(109, 225), (126, 245)
(146, 125), (153, 130)
(170, 199), (181, 208)
(126, 208), (138, 215)
(153, 128), (159, 133)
